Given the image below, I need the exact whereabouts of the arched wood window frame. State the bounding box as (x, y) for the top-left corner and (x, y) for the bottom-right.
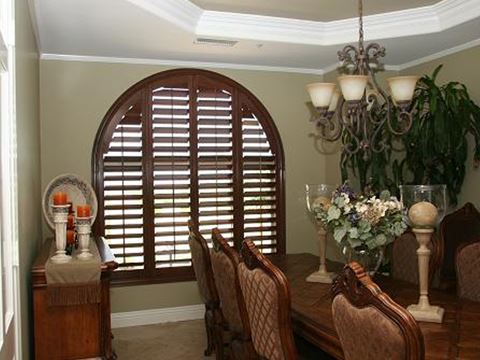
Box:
(92, 69), (285, 285)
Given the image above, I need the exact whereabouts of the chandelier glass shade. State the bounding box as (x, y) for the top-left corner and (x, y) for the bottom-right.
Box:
(307, 0), (419, 159)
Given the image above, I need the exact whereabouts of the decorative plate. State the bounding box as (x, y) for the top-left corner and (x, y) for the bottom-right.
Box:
(42, 174), (98, 230)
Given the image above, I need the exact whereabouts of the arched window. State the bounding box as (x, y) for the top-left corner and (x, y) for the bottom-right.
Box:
(92, 69), (285, 284)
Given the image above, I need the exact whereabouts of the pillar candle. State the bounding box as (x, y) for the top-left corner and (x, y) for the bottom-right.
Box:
(66, 230), (76, 245)
(67, 214), (75, 229)
(77, 204), (91, 218)
(53, 192), (68, 205)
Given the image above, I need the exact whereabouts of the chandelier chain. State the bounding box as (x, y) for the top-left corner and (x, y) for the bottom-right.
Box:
(358, 0), (364, 46)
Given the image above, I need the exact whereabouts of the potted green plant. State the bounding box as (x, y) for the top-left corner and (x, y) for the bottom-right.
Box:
(400, 65), (480, 205)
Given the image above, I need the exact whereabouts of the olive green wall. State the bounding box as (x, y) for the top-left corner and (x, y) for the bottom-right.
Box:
(15, 0), (41, 358)
(400, 46), (480, 210)
(39, 60), (326, 312)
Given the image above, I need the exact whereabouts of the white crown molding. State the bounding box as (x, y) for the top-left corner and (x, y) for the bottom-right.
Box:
(40, 34), (480, 76)
(124, 0), (203, 33)
(118, 0), (480, 46)
(40, 53), (325, 75)
(197, 5), (441, 45)
(197, 11), (327, 45)
(111, 304), (204, 329)
(397, 37), (480, 71)
(435, 0), (480, 30)
(321, 38), (480, 74)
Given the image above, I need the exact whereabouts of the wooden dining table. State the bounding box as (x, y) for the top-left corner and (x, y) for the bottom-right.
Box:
(270, 253), (480, 360)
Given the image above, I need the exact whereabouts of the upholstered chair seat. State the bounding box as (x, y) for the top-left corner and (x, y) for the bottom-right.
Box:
(456, 239), (480, 302)
(332, 262), (425, 360)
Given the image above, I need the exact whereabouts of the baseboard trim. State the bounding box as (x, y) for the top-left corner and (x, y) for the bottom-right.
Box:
(111, 304), (205, 329)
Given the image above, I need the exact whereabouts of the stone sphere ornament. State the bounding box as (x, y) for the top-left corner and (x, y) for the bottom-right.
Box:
(312, 196), (332, 210)
(408, 201), (438, 228)
(399, 184), (447, 227)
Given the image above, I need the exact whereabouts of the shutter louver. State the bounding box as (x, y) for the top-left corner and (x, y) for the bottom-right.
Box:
(197, 87), (235, 246)
(152, 86), (193, 268)
(103, 101), (145, 269)
(241, 104), (278, 253)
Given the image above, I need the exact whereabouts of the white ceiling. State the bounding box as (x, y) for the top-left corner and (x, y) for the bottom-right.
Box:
(31, 0), (480, 73)
(190, 0), (440, 22)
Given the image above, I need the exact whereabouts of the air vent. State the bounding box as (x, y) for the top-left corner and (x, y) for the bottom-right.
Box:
(194, 38), (238, 47)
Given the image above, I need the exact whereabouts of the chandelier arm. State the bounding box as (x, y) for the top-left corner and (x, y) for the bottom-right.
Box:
(369, 117), (388, 154)
(338, 45), (360, 72)
(387, 107), (415, 136)
(365, 43), (386, 65)
(311, 111), (343, 142)
(340, 105), (362, 155)
(325, 117), (343, 141)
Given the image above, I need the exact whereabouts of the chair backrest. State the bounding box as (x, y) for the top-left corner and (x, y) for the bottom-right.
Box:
(391, 229), (441, 285)
(331, 262), (424, 360)
(456, 238), (480, 302)
(187, 220), (218, 306)
(211, 228), (251, 336)
(439, 202), (480, 288)
(237, 240), (297, 360)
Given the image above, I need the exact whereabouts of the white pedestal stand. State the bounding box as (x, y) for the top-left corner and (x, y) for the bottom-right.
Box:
(306, 225), (335, 283)
(51, 204), (72, 264)
(407, 228), (444, 323)
(76, 216), (93, 260)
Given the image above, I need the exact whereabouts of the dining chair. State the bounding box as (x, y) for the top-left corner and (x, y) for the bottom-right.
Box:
(439, 202), (480, 290)
(187, 220), (224, 359)
(391, 229), (441, 286)
(237, 239), (298, 360)
(210, 229), (256, 359)
(331, 262), (425, 360)
(456, 238), (480, 302)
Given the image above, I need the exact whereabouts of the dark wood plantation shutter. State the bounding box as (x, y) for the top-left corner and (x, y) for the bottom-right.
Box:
(151, 82), (192, 270)
(102, 98), (145, 272)
(93, 69), (285, 284)
(197, 80), (235, 246)
(241, 98), (279, 253)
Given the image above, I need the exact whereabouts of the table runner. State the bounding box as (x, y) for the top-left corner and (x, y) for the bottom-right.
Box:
(45, 239), (101, 306)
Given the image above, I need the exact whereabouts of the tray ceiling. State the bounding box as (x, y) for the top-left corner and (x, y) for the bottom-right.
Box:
(190, 0), (440, 22)
(32, 0), (480, 73)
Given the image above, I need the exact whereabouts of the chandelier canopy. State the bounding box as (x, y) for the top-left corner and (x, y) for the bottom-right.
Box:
(307, 0), (418, 160)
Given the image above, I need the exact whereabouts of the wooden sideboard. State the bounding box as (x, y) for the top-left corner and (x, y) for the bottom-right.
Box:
(32, 237), (118, 360)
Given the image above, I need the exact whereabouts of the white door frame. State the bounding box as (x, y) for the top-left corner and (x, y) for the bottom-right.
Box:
(0, 0), (21, 359)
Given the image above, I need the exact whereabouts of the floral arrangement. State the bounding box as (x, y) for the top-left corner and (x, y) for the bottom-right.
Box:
(312, 183), (407, 250)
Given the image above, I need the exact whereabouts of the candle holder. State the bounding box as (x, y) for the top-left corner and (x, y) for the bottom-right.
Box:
(399, 184), (447, 323)
(76, 216), (93, 260)
(51, 204), (72, 264)
(305, 184), (336, 283)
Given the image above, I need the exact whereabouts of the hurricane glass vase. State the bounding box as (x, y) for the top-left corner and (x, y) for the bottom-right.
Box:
(305, 184), (336, 283)
(342, 243), (384, 276)
(399, 184), (447, 323)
